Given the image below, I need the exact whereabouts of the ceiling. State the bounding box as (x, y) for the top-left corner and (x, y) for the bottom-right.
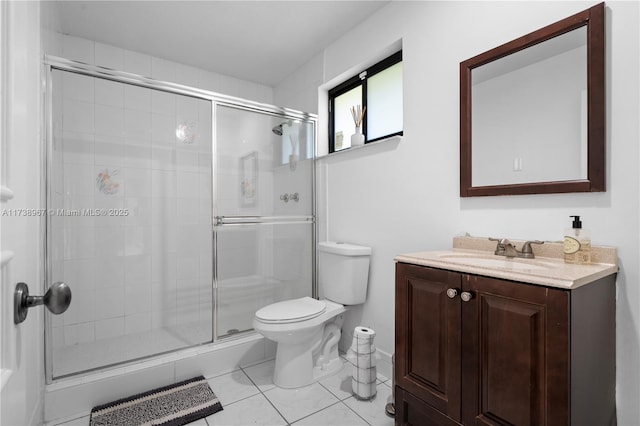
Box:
(52, 1), (390, 87)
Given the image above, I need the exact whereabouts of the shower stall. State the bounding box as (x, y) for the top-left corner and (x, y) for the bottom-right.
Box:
(44, 57), (316, 381)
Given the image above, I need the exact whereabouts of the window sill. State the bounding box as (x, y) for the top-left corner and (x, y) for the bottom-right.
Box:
(317, 135), (402, 159)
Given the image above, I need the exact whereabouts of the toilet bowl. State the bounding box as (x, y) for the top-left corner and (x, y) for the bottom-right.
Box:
(253, 242), (371, 389)
(253, 297), (345, 388)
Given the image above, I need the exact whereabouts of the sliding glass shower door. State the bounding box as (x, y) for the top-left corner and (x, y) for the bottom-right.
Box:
(48, 68), (213, 378)
(213, 104), (316, 338)
(45, 61), (317, 380)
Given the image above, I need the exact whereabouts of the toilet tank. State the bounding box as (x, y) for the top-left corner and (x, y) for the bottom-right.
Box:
(318, 242), (371, 305)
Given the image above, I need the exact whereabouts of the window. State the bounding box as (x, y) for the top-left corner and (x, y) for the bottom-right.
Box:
(328, 51), (403, 153)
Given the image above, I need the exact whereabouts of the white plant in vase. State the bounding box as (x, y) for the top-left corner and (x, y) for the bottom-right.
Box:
(350, 105), (366, 147)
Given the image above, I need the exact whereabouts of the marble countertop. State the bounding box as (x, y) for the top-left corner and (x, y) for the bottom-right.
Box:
(394, 236), (618, 290)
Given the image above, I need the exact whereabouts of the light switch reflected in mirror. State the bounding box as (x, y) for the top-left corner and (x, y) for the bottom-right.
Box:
(460, 3), (605, 197)
(471, 26), (587, 187)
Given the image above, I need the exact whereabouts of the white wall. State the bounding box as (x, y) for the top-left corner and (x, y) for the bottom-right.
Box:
(275, 1), (640, 423)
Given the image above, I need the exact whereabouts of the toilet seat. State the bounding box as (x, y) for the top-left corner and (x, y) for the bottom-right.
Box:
(255, 297), (326, 324)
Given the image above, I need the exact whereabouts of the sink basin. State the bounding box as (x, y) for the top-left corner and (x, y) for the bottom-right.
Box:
(437, 253), (559, 272)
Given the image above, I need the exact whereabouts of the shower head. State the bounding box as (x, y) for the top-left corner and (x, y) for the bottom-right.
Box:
(272, 120), (293, 136)
(272, 124), (283, 136)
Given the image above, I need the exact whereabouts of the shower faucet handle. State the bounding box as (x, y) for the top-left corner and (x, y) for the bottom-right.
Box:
(280, 194), (289, 202)
(290, 192), (299, 202)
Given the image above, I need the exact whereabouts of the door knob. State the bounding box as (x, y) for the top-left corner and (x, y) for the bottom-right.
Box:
(14, 281), (72, 324)
(446, 288), (459, 299)
(460, 291), (474, 302)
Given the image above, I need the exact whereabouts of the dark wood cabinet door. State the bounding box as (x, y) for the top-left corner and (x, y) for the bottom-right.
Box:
(396, 263), (462, 422)
(460, 274), (569, 426)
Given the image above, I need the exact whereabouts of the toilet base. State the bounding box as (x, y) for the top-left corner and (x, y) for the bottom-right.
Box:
(272, 321), (344, 389)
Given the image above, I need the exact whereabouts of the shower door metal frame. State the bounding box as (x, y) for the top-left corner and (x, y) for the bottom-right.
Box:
(42, 55), (318, 383)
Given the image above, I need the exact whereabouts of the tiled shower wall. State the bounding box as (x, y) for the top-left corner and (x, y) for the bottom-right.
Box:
(51, 68), (214, 349)
(48, 34), (275, 353)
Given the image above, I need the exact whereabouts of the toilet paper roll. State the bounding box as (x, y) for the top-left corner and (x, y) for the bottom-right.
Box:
(351, 365), (377, 384)
(352, 375), (377, 400)
(351, 326), (376, 354)
(350, 341), (377, 354)
(348, 351), (377, 369)
(354, 326), (376, 339)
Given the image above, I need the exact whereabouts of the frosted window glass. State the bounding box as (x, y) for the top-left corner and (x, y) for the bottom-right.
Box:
(367, 62), (403, 140)
(333, 86), (362, 151)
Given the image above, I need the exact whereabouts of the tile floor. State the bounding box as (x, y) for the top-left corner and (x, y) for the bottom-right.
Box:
(56, 357), (395, 426)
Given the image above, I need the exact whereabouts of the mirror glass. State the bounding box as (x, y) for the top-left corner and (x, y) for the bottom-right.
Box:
(472, 27), (587, 187)
(460, 3), (605, 197)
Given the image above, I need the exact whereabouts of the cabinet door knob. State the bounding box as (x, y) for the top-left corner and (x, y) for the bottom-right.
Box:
(461, 291), (474, 302)
(446, 288), (458, 299)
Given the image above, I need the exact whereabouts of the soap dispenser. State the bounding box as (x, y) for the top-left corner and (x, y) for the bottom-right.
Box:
(564, 215), (591, 264)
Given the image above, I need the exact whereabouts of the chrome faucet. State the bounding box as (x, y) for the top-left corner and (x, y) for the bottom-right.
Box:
(489, 238), (544, 258)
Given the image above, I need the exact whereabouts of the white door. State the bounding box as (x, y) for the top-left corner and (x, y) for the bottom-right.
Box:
(0, 1), (45, 425)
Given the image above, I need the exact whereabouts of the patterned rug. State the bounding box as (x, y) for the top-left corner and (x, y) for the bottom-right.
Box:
(89, 375), (223, 426)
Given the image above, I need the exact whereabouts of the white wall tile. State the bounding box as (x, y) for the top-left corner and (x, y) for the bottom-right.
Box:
(124, 144), (152, 169)
(62, 35), (94, 64)
(93, 256), (125, 288)
(152, 253), (177, 283)
(125, 313), (152, 335)
(63, 163), (94, 197)
(124, 110), (152, 141)
(125, 254), (151, 284)
(62, 131), (94, 165)
(151, 113), (176, 144)
(151, 170), (177, 198)
(125, 282), (152, 314)
(125, 197), (152, 227)
(94, 285), (125, 320)
(177, 198), (199, 225)
(95, 317), (125, 340)
(151, 57), (176, 81)
(151, 91), (176, 115)
(95, 78), (124, 107)
(176, 255), (199, 280)
(63, 99), (94, 134)
(125, 226), (152, 256)
(95, 226), (125, 257)
(62, 72), (94, 102)
(94, 192), (125, 226)
(63, 195), (95, 228)
(95, 142), (124, 166)
(176, 225), (201, 255)
(123, 50), (152, 77)
(64, 322), (95, 345)
(63, 258), (96, 291)
(176, 149), (199, 172)
(63, 287), (96, 325)
(151, 147), (177, 171)
(151, 197), (177, 224)
(124, 168), (152, 197)
(95, 42), (124, 70)
(177, 171), (199, 198)
(124, 85), (152, 111)
(95, 104), (125, 137)
(174, 63), (200, 87)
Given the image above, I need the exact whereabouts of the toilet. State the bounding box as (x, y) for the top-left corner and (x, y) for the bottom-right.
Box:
(253, 241), (371, 388)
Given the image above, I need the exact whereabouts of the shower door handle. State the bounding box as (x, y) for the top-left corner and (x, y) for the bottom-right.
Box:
(14, 281), (72, 324)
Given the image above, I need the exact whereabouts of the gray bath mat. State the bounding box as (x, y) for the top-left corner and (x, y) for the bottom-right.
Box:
(89, 375), (222, 426)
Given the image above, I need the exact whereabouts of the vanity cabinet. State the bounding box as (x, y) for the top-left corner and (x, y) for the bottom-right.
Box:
(394, 262), (616, 426)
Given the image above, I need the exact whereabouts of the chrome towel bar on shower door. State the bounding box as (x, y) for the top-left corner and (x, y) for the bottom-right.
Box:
(214, 216), (314, 226)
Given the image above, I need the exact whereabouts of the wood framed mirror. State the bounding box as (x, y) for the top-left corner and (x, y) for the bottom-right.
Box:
(460, 3), (605, 197)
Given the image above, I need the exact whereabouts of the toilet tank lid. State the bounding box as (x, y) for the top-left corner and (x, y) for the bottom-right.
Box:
(319, 241), (371, 256)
